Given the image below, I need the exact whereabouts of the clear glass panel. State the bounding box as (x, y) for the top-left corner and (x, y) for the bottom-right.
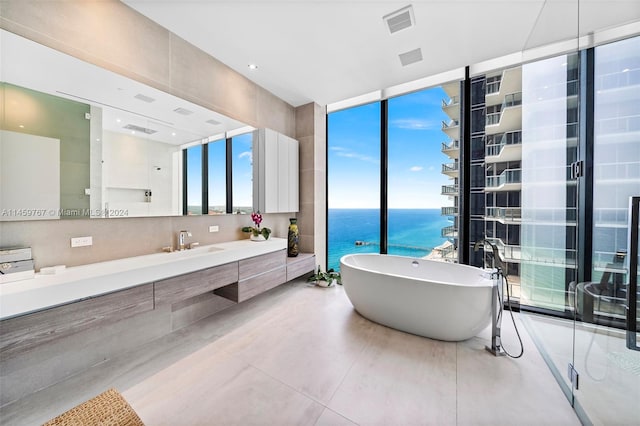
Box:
(387, 87), (453, 259)
(185, 145), (202, 215)
(573, 35), (640, 425)
(520, 53), (579, 311)
(327, 102), (380, 271)
(518, 53), (579, 400)
(231, 132), (253, 214)
(207, 139), (226, 215)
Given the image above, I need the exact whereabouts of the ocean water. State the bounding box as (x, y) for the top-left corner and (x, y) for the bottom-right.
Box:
(328, 209), (452, 271)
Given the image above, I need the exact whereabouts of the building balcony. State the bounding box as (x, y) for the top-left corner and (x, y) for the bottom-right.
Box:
(441, 139), (459, 159)
(485, 168), (521, 191)
(441, 80), (460, 100)
(442, 162), (459, 177)
(441, 225), (458, 238)
(441, 96), (460, 121)
(441, 119), (459, 139)
(441, 244), (457, 261)
(485, 207), (521, 223)
(485, 130), (522, 163)
(486, 67), (522, 107)
(484, 238), (522, 264)
(441, 206), (458, 216)
(441, 184), (459, 195)
(486, 92), (522, 135)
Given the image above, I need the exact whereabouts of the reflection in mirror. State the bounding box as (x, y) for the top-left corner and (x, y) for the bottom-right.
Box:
(185, 145), (203, 215)
(0, 30), (249, 220)
(207, 139), (227, 214)
(231, 133), (254, 214)
(184, 130), (254, 216)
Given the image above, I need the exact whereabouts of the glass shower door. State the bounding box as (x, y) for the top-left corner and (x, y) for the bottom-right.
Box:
(573, 35), (640, 425)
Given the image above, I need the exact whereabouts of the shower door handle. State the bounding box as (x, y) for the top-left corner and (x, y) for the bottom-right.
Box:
(626, 196), (639, 351)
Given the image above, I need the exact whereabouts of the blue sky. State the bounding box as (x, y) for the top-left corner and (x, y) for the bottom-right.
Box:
(187, 133), (253, 209)
(328, 86), (452, 209)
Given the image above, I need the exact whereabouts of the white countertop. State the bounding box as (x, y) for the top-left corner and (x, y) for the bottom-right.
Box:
(0, 238), (287, 320)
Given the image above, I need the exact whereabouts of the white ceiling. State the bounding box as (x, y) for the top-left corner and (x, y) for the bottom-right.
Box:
(124, 0), (640, 107)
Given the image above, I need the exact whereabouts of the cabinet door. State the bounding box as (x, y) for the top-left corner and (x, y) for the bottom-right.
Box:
(287, 136), (299, 212)
(277, 133), (290, 212)
(253, 129), (299, 213)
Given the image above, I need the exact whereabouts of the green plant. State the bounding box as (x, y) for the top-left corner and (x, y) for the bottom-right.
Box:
(307, 266), (342, 286)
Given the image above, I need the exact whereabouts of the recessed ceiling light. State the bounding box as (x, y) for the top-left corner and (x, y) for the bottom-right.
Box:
(171, 132), (176, 136)
(19, 124), (24, 128)
(622, 68), (630, 73)
(248, 64), (258, 70)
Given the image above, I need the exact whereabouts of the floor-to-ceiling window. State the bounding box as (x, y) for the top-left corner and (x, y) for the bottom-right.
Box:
(591, 36), (640, 316)
(387, 88), (451, 258)
(327, 85), (459, 271)
(520, 53), (579, 311)
(327, 102), (381, 271)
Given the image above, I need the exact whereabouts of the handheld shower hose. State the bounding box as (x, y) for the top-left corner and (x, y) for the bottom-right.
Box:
(474, 239), (524, 358)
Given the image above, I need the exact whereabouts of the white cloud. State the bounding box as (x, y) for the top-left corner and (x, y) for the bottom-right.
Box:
(410, 166), (423, 172)
(330, 146), (378, 164)
(238, 151), (252, 161)
(389, 118), (439, 130)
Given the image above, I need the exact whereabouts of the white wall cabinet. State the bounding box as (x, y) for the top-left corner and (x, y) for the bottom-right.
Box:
(252, 128), (299, 213)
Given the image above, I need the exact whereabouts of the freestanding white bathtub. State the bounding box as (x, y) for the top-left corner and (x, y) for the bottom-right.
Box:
(340, 254), (495, 341)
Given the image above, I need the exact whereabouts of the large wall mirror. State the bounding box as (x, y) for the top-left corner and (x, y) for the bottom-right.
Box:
(0, 30), (254, 221)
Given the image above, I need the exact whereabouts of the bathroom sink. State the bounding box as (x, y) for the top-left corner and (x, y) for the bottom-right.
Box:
(166, 245), (224, 257)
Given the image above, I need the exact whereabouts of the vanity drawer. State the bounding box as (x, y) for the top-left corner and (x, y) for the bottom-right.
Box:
(154, 262), (238, 306)
(286, 254), (316, 281)
(238, 250), (286, 281)
(0, 284), (153, 359)
(215, 266), (287, 303)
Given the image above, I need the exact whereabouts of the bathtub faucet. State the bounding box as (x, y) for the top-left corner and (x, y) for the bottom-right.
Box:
(473, 239), (504, 275)
(475, 239), (507, 357)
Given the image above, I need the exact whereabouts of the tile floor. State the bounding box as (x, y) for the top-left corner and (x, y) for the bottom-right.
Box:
(0, 279), (580, 425)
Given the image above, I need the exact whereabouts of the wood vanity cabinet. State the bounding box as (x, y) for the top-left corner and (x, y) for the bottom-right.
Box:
(0, 284), (153, 359)
(153, 262), (238, 306)
(215, 250), (287, 303)
(286, 253), (316, 282)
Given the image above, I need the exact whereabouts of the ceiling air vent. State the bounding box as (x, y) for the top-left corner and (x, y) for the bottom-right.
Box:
(206, 119), (222, 126)
(383, 5), (415, 35)
(173, 107), (194, 116)
(134, 93), (155, 103)
(399, 48), (423, 66)
(123, 124), (157, 135)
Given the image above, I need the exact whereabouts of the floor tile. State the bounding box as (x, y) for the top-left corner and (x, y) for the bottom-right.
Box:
(314, 408), (358, 426)
(123, 345), (324, 425)
(328, 324), (458, 425)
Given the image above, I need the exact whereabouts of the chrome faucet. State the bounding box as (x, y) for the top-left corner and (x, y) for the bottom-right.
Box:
(474, 239), (504, 275)
(178, 230), (192, 251)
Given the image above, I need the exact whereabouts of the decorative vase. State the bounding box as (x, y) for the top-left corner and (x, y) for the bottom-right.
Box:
(288, 218), (299, 257)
